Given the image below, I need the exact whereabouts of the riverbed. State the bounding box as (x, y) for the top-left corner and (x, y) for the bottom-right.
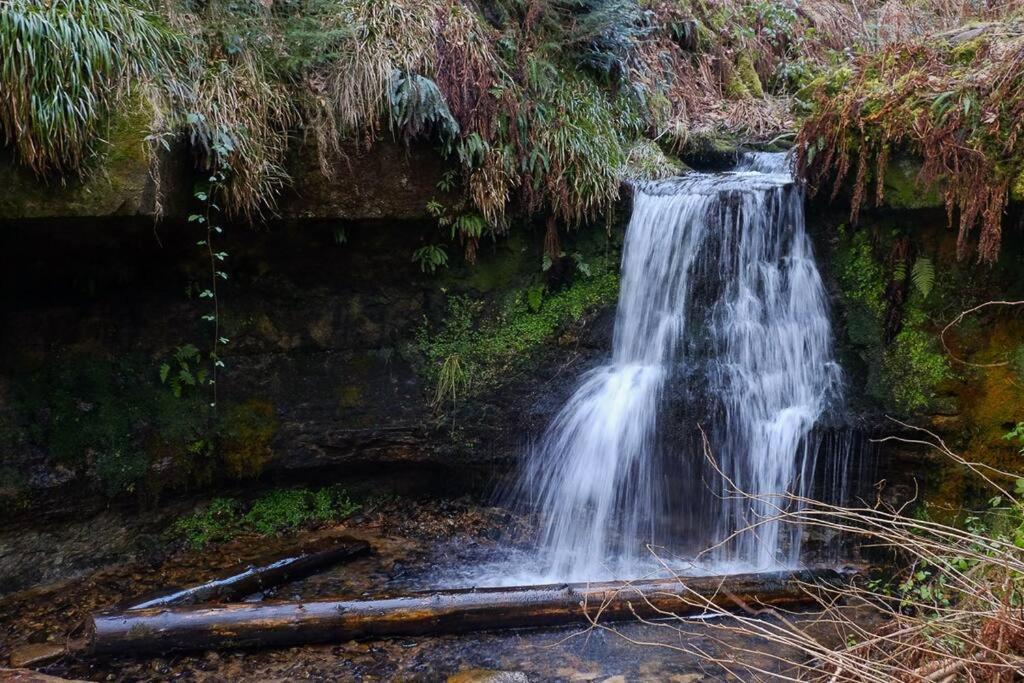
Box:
(0, 494), (854, 682)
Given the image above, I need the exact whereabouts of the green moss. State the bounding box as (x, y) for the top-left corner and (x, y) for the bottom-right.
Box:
(734, 51), (765, 99)
(419, 266), (619, 397)
(8, 352), (153, 496)
(882, 321), (951, 413)
(220, 399), (278, 478)
(833, 228), (951, 415)
(837, 229), (887, 319)
(169, 486), (360, 549)
(1010, 168), (1024, 202)
(0, 102), (155, 219)
(881, 158), (944, 210)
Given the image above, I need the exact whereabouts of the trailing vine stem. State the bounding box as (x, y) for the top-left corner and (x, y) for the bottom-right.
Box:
(189, 169), (230, 412)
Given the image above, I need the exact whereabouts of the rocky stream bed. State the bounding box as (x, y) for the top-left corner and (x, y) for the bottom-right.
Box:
(0, 494), (863, 682)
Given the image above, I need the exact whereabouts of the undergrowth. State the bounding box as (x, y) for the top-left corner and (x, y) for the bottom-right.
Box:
(170, 485), (360, 549)
(418, 263), (619, 399)
(0, 0), (864, 250)
(797, 14), (1024, 262)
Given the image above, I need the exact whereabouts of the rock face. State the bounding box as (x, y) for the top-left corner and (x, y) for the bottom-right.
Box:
(280, 138), (453, 221)
(0, 108), (188, 220)
(0, 134), (448, 223)
(0, 194), (617, 524)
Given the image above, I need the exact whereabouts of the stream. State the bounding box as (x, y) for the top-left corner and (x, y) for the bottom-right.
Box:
(0, 155), (868, 681)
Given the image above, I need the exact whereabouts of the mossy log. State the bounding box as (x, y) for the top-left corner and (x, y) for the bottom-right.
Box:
(89, 568), (839, 655)
(122, 537), (370, 610)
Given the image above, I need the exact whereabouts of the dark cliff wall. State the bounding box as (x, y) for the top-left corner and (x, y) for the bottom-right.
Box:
(0, 141), (623, 522)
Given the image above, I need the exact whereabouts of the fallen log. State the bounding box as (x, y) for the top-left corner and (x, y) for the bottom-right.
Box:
(123, 536), (370, 610)
(89, 568), (841, 655)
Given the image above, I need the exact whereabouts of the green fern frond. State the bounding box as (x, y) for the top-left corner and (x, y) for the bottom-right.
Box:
(911, 257), (935, 298)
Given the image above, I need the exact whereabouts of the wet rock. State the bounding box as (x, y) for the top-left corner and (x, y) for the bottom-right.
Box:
(7, 643), (65, 668)
(447, 669), (529, 683)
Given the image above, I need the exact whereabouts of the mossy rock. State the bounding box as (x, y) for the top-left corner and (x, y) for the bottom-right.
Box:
(0, 104), (171, 220)
(220, 399), (278, 478)
(1010, 168), (1024, 202)
(725, 52), (764, 100)
(881, 157), (943, 210)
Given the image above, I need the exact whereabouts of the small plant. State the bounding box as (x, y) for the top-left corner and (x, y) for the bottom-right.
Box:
(412, 245), (449, 274)
(1004, 423), (1024, 455)
(170, 486), (360, 549)
(188, 170), (231, 410)
(433, 353), (470, 412)
(159, 344), (206, 398)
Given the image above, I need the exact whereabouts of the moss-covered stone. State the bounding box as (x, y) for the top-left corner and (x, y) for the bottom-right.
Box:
(881, 157), (944, 210)
(0, 103), (163, 219)
(220, 399), (278, 478)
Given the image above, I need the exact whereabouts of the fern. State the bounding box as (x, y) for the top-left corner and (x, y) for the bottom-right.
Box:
(388, 70), (459, 144)
(911, 257), (935, 298)
(412, 245), (449, 274)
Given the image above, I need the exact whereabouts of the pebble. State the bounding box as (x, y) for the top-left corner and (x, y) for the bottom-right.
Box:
(447, 668), (530, 683)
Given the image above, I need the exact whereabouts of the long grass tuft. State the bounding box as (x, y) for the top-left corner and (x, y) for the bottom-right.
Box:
(0, 0), (178, 175)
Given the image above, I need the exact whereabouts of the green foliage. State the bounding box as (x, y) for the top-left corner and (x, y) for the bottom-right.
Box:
(1004, 423), (1024, 455)
(418, 264), (619, 397)
(834, 229), (950, 414)
(0, 0), (835, 229)
(837, 230), (887, 318)
(883, 323), (951, 414)
(910, 256), (935, 299)
(160, 344), (207, 399)
(412, 245), (449, 274)
(170, 497), (241, 549)
(0, 0), (177, 175)
(171, 486), (360, 548)
(433, 353), (470, 410)
(873, 497), (1024, 614)
(388, 71), (459, 143)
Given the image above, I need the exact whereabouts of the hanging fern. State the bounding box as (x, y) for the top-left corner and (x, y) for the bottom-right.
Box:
(388, 70), (459, 144)
(911, 257), (935, 298)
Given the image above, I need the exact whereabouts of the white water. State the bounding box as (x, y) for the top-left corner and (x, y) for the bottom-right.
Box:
(507, 153), (843, 583)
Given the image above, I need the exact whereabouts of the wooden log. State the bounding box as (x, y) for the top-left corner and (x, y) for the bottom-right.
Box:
(89, 568), (840, 655)
(123, 537), (370, 610)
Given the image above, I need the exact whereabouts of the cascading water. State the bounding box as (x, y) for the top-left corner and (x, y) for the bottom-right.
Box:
(509, 153), (844, 582)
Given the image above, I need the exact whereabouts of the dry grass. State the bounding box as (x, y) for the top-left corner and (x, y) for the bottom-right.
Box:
(585, 421), (1024, 681)
(797, 15), (1024, 261)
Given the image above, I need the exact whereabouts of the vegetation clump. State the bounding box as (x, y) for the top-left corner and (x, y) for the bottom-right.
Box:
(797, 12), (1024, 262)
(419, 261), (619, 401)
(170, 486), (360, 549)
(0, 0), (860, 255)
(834, 228), (951, 414)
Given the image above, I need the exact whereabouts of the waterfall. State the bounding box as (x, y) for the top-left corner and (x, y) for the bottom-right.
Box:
(511, 153), (844, 582)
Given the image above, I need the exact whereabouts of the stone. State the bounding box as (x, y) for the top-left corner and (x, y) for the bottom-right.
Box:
(0, 105), (187, 221)
(880, 157), (943, 210)
(446, 669), (530, 683)
(7, 642), (66, 668)
(280, 138), (454, 221)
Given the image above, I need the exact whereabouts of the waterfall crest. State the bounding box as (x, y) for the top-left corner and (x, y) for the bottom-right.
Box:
(512, 153), (843, 582)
